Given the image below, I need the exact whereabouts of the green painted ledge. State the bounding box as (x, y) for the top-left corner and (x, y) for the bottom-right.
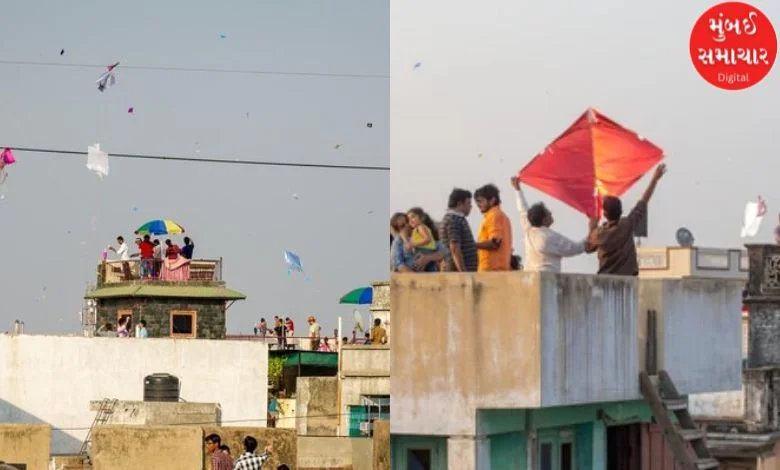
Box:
(85, 284), (246, 300)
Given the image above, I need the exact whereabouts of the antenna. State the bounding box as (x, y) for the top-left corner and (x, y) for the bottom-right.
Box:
(676, 227), (695, 248)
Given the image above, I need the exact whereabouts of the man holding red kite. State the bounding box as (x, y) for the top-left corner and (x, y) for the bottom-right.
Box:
(516, 107), (668, 275)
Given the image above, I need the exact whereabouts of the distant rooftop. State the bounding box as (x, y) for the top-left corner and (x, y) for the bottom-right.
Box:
(86, 282), (245, 300)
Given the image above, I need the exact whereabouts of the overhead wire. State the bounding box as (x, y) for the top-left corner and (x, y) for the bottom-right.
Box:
(0, 60), (390, 79)
(2, 146), (390, 172)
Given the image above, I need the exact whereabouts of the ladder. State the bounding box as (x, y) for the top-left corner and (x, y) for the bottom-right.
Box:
(639, 371), (719, 470)
(79, 398), (118, 462)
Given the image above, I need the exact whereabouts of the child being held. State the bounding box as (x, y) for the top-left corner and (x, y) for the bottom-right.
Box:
(403, 207), (439, 272)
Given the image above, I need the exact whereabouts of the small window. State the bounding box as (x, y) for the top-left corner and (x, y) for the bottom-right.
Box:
(540, 443), (552, 470)
(407, 449), (431, 470)
(170, 310), (197, 338)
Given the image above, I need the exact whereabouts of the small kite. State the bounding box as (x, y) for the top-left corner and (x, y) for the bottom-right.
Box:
(96, 62), (119, 92)
(413, 62), (422, 70)
(333, 144), (342, 150)
(741, 196), (767, 238)
(0, 148), (16, 198)
(0, 148), (16, 172)
(366, 122), (373, 128)
(60, 49), (65, 56)
(284, 250), (303, 275)
(86, 143), (109, 179)
(127, 107), (134, 114)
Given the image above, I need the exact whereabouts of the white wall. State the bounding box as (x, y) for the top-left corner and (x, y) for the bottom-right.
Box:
(0, 335), (268, 454)
(540, 274), (639, 406)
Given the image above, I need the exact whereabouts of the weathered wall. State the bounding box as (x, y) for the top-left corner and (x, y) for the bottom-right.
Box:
(98, 297), (226, 339)
(297, 436), (372, 470)
(277, 398), (297, 429)
(392, 272), (742, 437)
(297, 377), (339, 436)
(391, 272), (543, 436)
(340, 377), (390, 437)
(540, 273), (638, 406)
(372, 420), (389, 470)
(0, 423), (50, 470)
(339, 347), (390, 436)
(88, 400), (220, 426)
(0, 335), (267, 454)
(91, 425), (203, 470)
(341, 346), (390, 376)
(689, 388), (745, 419)
(641, 278), (742, 394)
(370, 281), (391, 341)
(202, 427), (296, 470)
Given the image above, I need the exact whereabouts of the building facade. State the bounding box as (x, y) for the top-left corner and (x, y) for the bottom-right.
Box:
(85, 258), (245, 339)
(390, 258), (743, 470)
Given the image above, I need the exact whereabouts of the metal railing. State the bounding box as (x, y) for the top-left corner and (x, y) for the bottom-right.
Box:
(97, 258), (223, 285)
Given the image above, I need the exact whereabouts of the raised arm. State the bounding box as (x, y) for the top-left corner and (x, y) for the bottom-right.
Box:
(639, 163), (666, 205)
(510, 176), (530, 233)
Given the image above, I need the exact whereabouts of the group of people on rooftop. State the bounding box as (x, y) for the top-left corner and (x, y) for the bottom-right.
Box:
(106, 235), (195, 281)
(391, 163), (667, 276)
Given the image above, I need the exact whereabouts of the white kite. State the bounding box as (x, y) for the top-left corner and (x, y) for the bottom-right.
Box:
(87, 143), (109, 179)
(96, 62), (119, 92)
(741, 196), (767, 238)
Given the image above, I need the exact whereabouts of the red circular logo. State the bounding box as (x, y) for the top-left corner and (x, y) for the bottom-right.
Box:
(690, 2), (777, 90)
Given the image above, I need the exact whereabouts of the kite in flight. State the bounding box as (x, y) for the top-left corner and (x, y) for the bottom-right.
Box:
(0, 148), (16, 198)
(284, 250), (303, 275)
(517, 107), (664, 218)
(96, 62), (119, 92)
(741, 196), (767, 238)
(87, 143), (109, 179)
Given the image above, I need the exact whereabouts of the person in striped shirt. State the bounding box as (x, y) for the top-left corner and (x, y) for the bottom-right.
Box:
(205, 433), (234, 470)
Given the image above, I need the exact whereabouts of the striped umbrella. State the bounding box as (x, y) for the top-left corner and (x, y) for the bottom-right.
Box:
(134, 219), (185, 236)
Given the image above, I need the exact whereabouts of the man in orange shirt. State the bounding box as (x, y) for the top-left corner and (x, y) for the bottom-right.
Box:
(475, 183), (513, 271)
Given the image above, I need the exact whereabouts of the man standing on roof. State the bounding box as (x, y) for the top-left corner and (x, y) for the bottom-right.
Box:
(474, 184), (513, 271)
(585, 164), (667, 276)
(510, 177), (596, 272)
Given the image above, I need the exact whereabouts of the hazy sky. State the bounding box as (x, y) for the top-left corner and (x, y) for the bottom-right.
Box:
(391, 0), (780, 275)
(0, 0), (388, 334)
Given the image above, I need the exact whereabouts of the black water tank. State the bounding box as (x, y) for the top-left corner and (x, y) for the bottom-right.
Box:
(143, 374), (180, 402)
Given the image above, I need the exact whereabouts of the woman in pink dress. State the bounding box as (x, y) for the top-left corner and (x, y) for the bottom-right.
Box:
(159, 239), (191, 281)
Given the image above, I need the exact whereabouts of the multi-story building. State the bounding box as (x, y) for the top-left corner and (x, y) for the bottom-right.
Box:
(390, 246), (744, 470)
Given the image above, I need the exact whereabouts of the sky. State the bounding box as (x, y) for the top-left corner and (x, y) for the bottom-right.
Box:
(0, 0), (389, 334)
(391, 0), (780, 275)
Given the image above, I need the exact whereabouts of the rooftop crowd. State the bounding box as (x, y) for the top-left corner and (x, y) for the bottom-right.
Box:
(390, 163), (667, 276)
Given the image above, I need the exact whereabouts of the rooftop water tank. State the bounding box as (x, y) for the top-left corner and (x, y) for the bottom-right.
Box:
(143, 373), (180, 402)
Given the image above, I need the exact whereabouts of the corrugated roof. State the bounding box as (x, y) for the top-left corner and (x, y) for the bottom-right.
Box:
(86, 284), (246, 300)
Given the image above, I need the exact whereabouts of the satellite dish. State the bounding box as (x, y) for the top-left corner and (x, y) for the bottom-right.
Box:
(676, 227), (695, 248)
(353, 309), (364, 333)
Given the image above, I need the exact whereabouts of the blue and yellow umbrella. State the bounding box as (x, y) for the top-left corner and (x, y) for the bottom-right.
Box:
(134, 219), (185, 236)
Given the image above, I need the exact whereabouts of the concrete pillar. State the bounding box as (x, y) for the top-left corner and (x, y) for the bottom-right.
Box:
(745, 245), (780, 368)
(592, 421), (607, 470)
(447, 436), (490, 470)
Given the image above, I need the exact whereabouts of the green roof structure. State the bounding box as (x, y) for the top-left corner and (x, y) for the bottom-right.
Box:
(85, 284), (246, 300)
(270, 350), (339, 368)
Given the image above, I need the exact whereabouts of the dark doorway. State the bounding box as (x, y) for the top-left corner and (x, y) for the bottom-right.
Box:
(408, 448), (431, 470)
(607, 423), (641, 470)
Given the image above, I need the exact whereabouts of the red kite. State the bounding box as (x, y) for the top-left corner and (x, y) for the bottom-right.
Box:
(517, 108), (664, 217)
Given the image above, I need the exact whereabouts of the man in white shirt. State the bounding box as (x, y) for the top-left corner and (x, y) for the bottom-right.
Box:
(510, 177), (596, 272)
(108, 236), (131, 280)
